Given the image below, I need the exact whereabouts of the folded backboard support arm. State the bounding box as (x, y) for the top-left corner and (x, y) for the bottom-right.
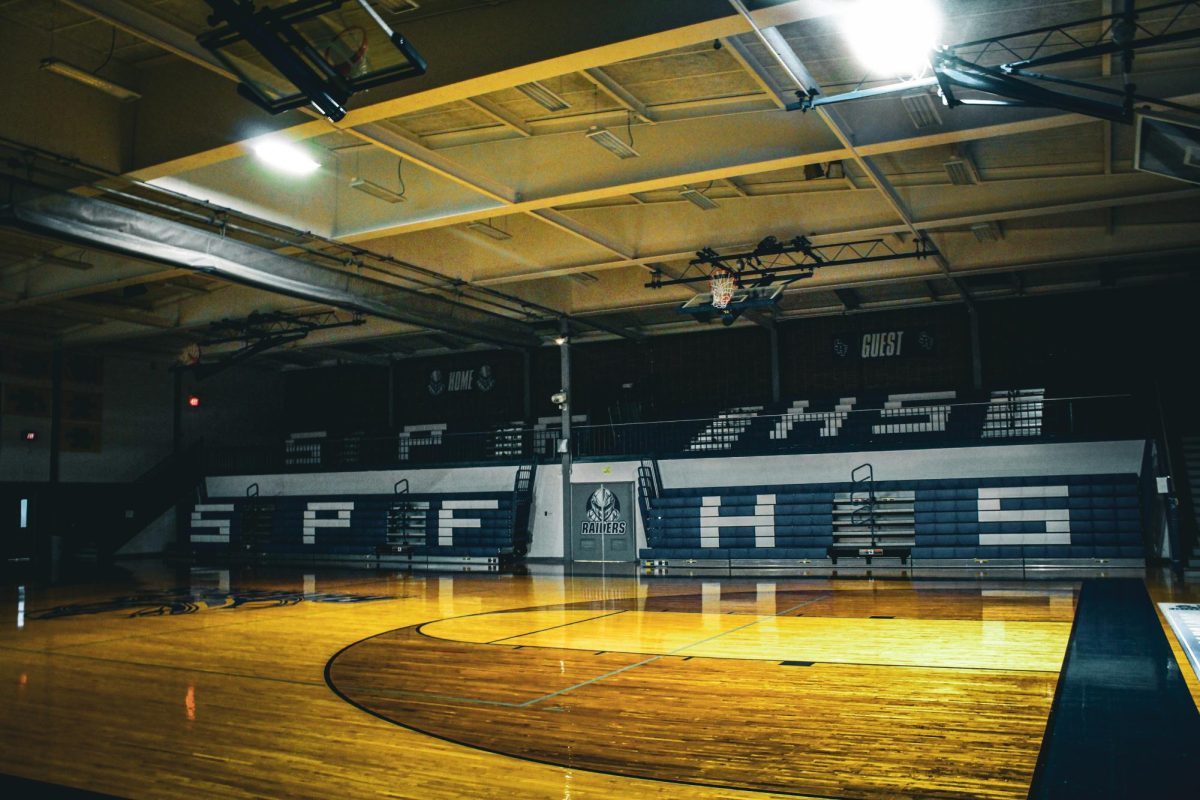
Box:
(198, 0), (427, 122)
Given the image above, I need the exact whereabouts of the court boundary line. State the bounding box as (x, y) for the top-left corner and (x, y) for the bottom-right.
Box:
(486, 609), (628, 644)
(323, 617), (845, 800)
(515, 594), (832, 707)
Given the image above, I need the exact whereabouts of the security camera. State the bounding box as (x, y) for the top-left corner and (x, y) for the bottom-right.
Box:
(551, 390), (567, 406)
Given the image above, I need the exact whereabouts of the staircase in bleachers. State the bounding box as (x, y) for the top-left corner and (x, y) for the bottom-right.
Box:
(829, 464), (916, 559)
(510, 463), (536, 556)
(238, 492), (275, 556)
(382, 480), (427, 556)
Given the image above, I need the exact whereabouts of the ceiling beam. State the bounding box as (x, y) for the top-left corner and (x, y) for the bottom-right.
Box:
(469, 184), (1200, 286)
(346, 123), (518, 205)
(55, 300), (177, 329)
(580, 67), (655, 123)
(463, 96), (534, 137)
(61, 0), (228, 76)
(526, 208), (635, 260)
(722, 35), (792, 110)
(0, 268), (191, 311)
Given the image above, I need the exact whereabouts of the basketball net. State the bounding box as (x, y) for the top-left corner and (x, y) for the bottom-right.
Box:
(178, 343), (201, 367)
(709, 268), (736, 310)
(325, 27), (370, 79)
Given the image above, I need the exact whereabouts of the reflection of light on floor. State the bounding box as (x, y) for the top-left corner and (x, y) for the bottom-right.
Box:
(702, 582), (720, 615)
(185, 685), (196, 722)
(757, 582), (776, 615)
(17, 586), (24, 630)
(1160, 603), (1200, 681)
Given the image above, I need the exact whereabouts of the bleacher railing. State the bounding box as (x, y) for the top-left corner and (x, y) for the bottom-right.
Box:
(203, 394), (1142, 475)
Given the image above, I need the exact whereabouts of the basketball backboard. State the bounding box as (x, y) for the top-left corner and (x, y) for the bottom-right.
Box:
(678, 284), (783, 316)
(198, 0), (427, 122)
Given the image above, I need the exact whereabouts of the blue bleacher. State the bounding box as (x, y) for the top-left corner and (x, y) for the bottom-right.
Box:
(187, 492), (517, 560)
(640, 473), (1143, 565)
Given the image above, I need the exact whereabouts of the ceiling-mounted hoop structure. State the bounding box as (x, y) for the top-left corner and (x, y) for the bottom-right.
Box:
(794, 0), (1200, 124)
(197, 0), (427, 123)
(648, 235), (939, 290)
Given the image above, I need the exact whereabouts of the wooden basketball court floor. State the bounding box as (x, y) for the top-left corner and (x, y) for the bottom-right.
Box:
(1, 564), (1197, 800)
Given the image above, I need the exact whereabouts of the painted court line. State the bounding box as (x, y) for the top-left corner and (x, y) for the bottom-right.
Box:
(517, 594), (833, 708)
(487, 609), (628, 644)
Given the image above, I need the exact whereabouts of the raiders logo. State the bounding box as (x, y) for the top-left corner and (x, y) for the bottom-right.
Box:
(582, 485), (626, 534)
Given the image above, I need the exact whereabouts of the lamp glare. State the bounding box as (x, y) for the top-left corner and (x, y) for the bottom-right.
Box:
(842, 0), (941, 78)
(252, 140), (321, 175)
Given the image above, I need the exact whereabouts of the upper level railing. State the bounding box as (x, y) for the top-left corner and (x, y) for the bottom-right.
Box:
(202, 393), (1144, 476)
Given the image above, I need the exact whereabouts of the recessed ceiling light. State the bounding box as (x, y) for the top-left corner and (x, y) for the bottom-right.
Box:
(252, 140), (320, 175)
(841, 0), (941, 78)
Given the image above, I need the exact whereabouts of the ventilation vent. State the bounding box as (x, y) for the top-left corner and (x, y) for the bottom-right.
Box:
(970, 221), (1003, 242)
(943, 157), (980, 185)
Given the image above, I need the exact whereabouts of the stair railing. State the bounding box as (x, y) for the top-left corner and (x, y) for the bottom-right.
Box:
(850, 463), (878, 550)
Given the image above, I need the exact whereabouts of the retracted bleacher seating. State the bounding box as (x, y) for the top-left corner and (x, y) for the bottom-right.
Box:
(641, 472), (1144, 573)
(189, 490), (522, 571)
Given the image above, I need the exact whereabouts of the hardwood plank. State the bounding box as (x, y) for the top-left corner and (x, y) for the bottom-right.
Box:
(0, 566), (1097, 799)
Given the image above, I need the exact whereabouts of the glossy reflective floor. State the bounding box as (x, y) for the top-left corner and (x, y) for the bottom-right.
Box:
(0, 563), (1197, 800)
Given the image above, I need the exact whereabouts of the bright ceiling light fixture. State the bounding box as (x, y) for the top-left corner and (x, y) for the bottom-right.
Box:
(841, 0), (942, 78)
(252, 140), (320, 175)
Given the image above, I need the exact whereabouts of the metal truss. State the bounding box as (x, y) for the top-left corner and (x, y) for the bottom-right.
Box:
(646, 235), (939, 289)
(797, 0), (1200, 124)
(186, 310), (366, 378)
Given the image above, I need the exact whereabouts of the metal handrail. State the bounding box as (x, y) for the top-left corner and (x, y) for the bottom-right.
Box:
(202, 393), (1141, 475)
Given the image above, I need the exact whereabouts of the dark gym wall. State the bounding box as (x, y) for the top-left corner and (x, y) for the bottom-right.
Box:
(392, 350), (524, 426)
(779, 304), (972, 398)
(273, 282), (1197, 432)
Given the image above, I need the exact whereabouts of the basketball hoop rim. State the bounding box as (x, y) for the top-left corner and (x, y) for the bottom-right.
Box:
(709, 267), (737, 310)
